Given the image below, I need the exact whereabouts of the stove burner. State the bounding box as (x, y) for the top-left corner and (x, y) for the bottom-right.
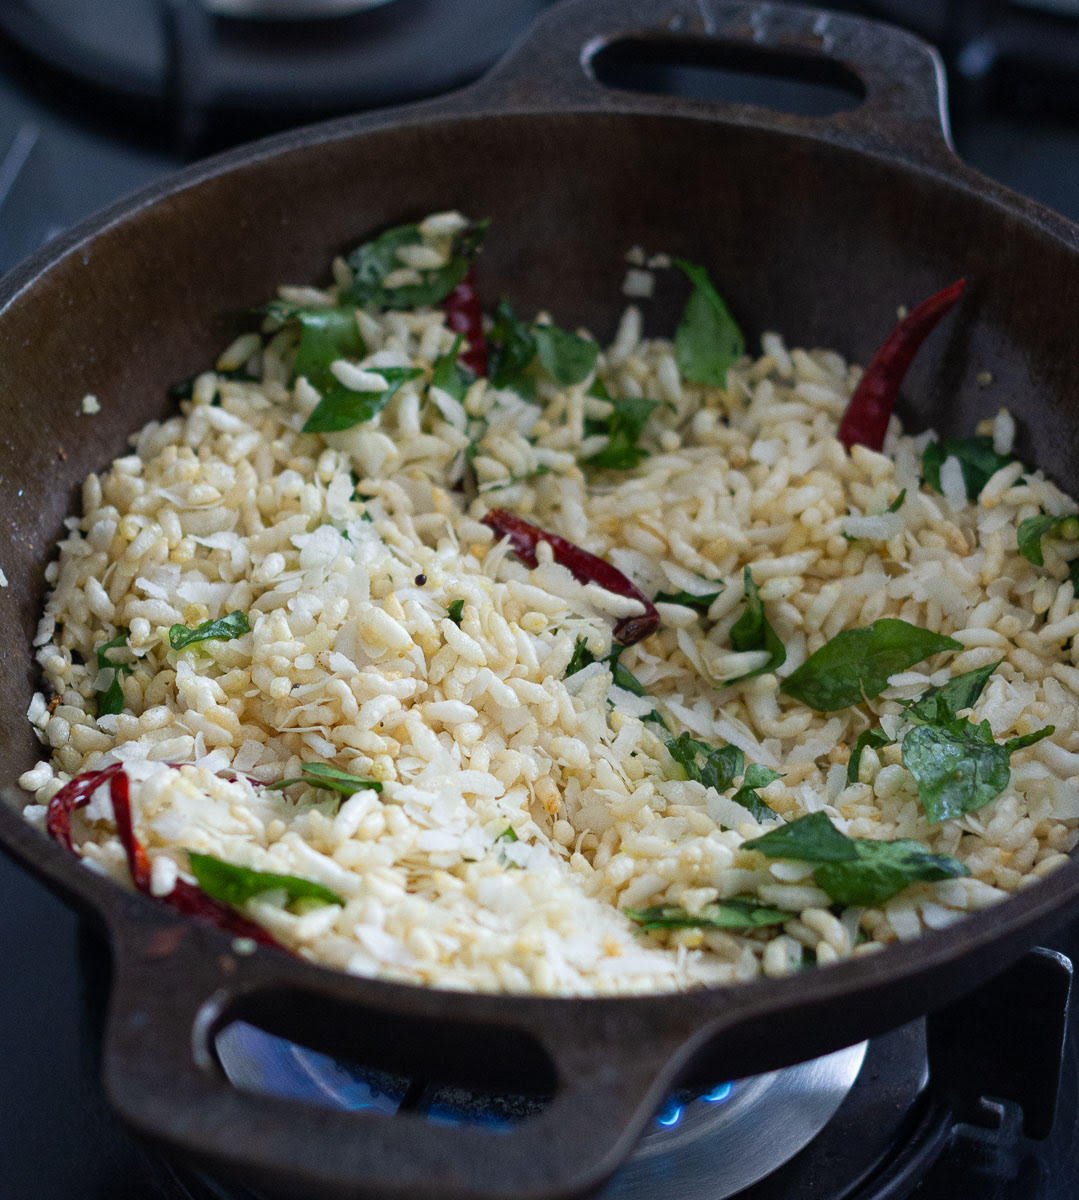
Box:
(210, 1021), (865, 1198)
(603, 1043), (867, 1200)
(0, 0), (554, 151)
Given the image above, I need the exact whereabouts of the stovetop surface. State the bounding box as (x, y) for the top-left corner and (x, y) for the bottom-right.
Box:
(2, 2), (1078, 1198)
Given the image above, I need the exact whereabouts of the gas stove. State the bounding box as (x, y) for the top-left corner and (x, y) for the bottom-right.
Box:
(2, 2), (1078, 1198)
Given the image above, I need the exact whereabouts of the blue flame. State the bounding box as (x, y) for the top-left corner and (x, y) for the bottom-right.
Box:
(653, 1081), (734, 1129)
(655, 1100), (684, 1127)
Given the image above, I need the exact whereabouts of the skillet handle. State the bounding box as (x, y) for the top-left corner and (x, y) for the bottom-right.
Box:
(468, 0), (955, 167)
(102, 910), (712, 1200)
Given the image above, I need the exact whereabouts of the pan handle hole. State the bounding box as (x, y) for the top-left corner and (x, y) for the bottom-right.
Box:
(213, 989), (556, 1127)
(589, 36), (865, 117)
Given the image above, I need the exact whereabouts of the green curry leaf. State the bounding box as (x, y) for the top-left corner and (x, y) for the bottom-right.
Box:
(727, 567), (786, 682)
(780, 620), (960, 712)
(188, 852), (344, 909)
(673, 259), (745, 388)
(169, 611), (251, 651)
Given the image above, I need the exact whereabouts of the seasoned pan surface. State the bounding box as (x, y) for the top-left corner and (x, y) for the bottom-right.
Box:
(1, 2), (1078, 1197)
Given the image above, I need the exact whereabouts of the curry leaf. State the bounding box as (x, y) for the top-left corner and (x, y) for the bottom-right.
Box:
(97, 673), (127, 717)
(96, 629), (132, 672)
(744, 811), (969, 906)
(487, 300), (537, 395)
(341, 219), (488, 309)
(265, 762), (383, 797)
(568, 639), (667, 727)
(302, 366), (424, 434)
(534, 323), (598, 387)
(846, 728), (892, 784)
(430, 335), (474, 403)
(169, 610), (251, 651)
(93, 628), (133, 716)
(922, 436), (1016, 500)
(886, 489), (907, 513)
(188, 851), (344, 909)
(447, 599), (465, 626)
(654, 582), (724, 612)
(727, 567), (786, 682)
(813, 841), (969, 907)
(780, 619), (960, 712)
(901, 719), (1011, 822)
(626, 897), (791, 931)
(673, 259), (745, 387)
(731, 763), (782, 821)
(745, 811), (856, 863)
(667, 732), (744, 793)
(904, 661), (1001, 725)
(1017, 512), (1079, 567)
(262, 300), (365, 394)
(1004, 727), (1055, 753)
(565, 637), (599, 677)
(585, 394), (658, 470)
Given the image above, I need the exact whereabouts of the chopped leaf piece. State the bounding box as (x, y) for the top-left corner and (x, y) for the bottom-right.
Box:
(342, 219), (488, 310)
(673, 259), (745, 387)
(904, 661), (1001, 725)
(265, 762), (383, 797)
(585, 393), (658, 470)
(667, 732), (744, 793)
(745, 811), (969, 906)
(654, 582), (724, 612)
(169, 610), (251, 651)
(302, 366), (424, 434)
(886, 489), (907, 513)
(780, 619), (960, 712)
(731, 764), (781, 821)
(96, 629), (131, 672)
(97, 673), (126, 717)
(447, 599), (465, 626)
(727, 567), (786, 682)
(188, 852), (344, 909)
(430, 335), (474, 403)
(534, 323), (598, 387)
(1017, 512), (1079, 567)
(478, 465), (553, 494)
(496, 826), (519, 843)
(93, 628), (133, 716)
(1004, 726), (1055, 753)
(922, 436), (1016, 501)
(487, 300), (537, 394)
(846, 728), (892, 784)
(567, 640), (667, 727)
(626, 897), (790, 931)
(565, 637), (598, 677)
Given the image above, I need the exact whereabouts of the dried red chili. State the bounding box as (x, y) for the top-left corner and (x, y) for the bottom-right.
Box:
(46, 762), (124, 851)
(837, 278), (968, 453)
(47, 765), (283, 950)
(482, 508), (659, 645)
(443, 267), (487, 376)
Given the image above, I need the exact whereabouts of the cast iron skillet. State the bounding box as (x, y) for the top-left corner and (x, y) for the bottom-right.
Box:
(1, 2), (1078, 1197)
